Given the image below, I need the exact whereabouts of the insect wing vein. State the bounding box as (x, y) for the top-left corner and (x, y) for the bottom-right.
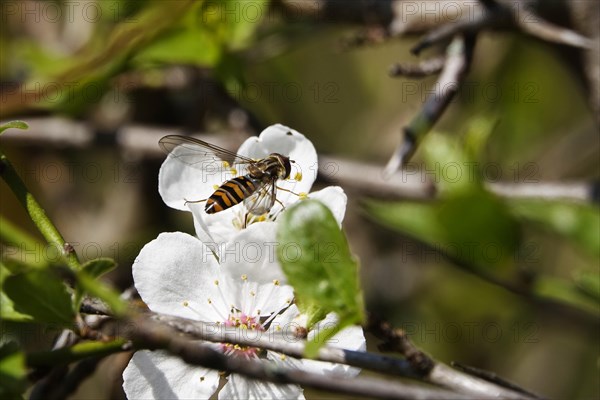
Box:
(159, 135), (254, 179)
(244, 179), (277, 215)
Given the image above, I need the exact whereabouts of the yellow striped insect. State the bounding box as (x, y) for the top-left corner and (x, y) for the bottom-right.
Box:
(159, 135), (295, 216)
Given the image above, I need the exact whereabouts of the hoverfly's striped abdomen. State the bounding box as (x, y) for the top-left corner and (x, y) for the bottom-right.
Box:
(205, 176), (259, 214)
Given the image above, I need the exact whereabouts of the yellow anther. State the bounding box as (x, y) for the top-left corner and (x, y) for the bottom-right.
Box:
(222, 161), (230, 168)
(183, 301), (189, 307)
(212, 184), (219, 190)
(257, 215), (267, 222)
(280, 354), (287, 360)
(214, 280), (219, 285)
(298, 192), (308, 200)
(230, 168), (237, 175)
(207, 298), (212, 304)
(250, 290), (256, 296)
(294, 172), (303, 181)
(241, 274), (247, 281)
(273, 279), (280, 286)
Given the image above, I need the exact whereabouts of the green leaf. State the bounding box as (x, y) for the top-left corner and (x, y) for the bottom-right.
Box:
(0, 264), (33, 322)
(0, 121), (28, 135)
(2, 269), (75, 325)
(421, 132), (480, 194)
(132, 27), (221, 67)
(574, 270), (600, 302)
(277, 200), (364, 356)
(534, 276), (600, 316)
(75, 271), (126, 316)
(81, 258), (116, 279)
(508, 199), (600, 258)
(0, 342), (27, 398)
(437, 191), (520, 269)
(366, 190), (520, 271)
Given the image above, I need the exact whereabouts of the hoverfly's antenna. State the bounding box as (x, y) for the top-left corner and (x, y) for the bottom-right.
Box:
(276, 186), (305, 198)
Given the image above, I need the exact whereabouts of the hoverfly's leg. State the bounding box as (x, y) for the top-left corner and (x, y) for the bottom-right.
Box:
(183, 198), (207, 206)
(275, 197), (286, 211)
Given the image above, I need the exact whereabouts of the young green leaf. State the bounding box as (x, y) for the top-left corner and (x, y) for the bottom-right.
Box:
(0, 264), (34, 322)
(0, 121), (28, 135)
(508, 199), (600, 259)
(277, 200), (364, 356)
(366, 189), (520, 271)
(2, 269), (75, 325)
(0, 342), (27, 398)
(574, 270), (600, 302)
(81, 258), (117, 279)
(76, 271), (126, 316)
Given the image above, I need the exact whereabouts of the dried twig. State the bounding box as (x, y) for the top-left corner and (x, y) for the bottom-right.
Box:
(74, 300), (537, 399)
(368, 315), (434, 374)
(385, 34), (476, 175)
(451, 362), (544, 399)
(366, 316), (534, 400)
(128, 316), (497, 400)
(388, 56), (446, 78)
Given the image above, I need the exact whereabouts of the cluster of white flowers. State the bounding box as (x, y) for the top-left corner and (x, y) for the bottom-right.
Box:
(123, 125), (365, 399)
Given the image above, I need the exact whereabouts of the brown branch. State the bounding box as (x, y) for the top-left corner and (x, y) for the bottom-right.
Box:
(2, 117), (597, 204)
(451, 362), (544, 399)
(514, 7), (593, 49)
(76, 300), (537, 399)
(128, 315), (500, 400)
(366, 316), (537, 400)
(389, 56), (446, 78)
(385, 34), (476, 175)
(367, 315), (434, 374)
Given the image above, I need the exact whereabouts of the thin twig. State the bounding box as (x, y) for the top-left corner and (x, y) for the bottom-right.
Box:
(451, 362), (544, 399)
(385, 34), (476, 175)
(367, 315), (434, 374)
(409, 2), (591, 55)
(389, 56), (446, 78)
(366, 316), (535, 400)
(148, 312), (420, 379)
(514, 7), (593, 49)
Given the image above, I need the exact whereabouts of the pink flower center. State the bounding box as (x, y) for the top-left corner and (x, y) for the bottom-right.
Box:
(220, 313), (265, 358)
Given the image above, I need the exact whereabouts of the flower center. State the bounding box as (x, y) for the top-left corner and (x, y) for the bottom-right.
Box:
(220, 312), (265, 358)
(231, 211), (271, 230)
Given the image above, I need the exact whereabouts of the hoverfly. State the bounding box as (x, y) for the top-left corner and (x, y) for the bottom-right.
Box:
(159, 135), (297, 218)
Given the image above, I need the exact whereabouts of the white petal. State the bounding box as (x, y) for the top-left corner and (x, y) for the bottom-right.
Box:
(220, 223), (294, 316)
(220, 223), (282, 282)
(307, 186), (348, 226)
(123, 350), (219, 399)
(219, 373), (303, 400)
(158, 150), (224, 212)
(133, 232), (227, 322)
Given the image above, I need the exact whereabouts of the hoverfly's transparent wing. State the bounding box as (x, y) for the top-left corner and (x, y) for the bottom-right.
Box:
(159, 135), (255, 177)
(244, 179), (277, 216)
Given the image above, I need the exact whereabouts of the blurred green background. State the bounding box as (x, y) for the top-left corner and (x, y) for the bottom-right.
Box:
(1, 1), (598, 399)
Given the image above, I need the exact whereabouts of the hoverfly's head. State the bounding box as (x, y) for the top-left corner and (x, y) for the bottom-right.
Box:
(273, 153), (292, 179)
